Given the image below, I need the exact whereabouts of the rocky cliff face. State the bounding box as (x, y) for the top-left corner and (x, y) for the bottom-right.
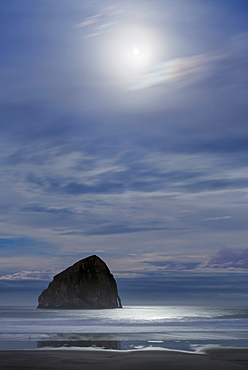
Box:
(37, 255), (122, 309)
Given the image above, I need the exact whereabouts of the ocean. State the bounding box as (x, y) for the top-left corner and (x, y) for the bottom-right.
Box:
(1, 305), (248, 352)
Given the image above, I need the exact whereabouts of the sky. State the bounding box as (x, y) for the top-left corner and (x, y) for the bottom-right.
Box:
(0, 0), (248, 306)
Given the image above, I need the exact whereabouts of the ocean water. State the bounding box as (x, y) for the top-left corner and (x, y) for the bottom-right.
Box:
(0, 305), (248, 352)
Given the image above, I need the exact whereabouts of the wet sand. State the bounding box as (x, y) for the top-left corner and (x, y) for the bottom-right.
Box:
(0, 348), (247, 369)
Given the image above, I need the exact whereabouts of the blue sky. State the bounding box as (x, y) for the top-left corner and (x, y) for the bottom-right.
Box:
(0, 0), (248, 305)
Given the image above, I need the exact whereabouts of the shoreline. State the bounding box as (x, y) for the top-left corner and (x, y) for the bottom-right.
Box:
(0, 348), (247, 369)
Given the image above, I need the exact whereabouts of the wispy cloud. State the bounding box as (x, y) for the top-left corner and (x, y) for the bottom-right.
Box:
(76, 14), (103, 28)
(130, 33), (248, 90)
(76, 6), (125, 38)
(205, 216), (232, 221)
(130, 53), (214, 90)
(201, 248), (248, 270)
(0, 270), (54, 281)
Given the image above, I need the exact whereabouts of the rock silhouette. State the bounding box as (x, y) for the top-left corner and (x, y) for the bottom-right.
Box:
(37, 255), (122, 309)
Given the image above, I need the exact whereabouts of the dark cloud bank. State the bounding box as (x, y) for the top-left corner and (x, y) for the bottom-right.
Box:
(1, 272), (248, 306)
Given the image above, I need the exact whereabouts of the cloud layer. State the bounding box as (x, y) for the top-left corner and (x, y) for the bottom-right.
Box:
(1, 0), (248, 286)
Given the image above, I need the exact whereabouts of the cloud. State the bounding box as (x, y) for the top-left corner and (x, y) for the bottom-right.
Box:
(142, 260), (200, 271)
(26, 173), (125, 195)
(181, 178), (248, 193)
(76, 14), (103, 28)
(22, 205), (73, 215)
(22, 150), (248, 199)
(0, 235), (18, 240)
(202, 248), (248, 269)
(130, 33), (248, 90)
(112, 248), (248, 275)
(205, 216), (232, 221)
(0, 270), (54, 281)
(130, 53), (213, 90)
(85, 223), (165, 236)
(76, 6), (124, 38)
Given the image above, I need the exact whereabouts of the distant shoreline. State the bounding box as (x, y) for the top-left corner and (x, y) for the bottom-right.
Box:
(0, 348), (247, 369)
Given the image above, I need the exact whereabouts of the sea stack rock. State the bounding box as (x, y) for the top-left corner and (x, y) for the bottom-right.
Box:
(37, 255), (122, 309)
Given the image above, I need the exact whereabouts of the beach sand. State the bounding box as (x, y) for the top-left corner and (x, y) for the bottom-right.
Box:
(0, 348), (247, 369)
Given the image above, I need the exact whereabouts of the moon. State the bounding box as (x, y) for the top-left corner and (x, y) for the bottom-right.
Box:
(132, 48), (140, 57)
(103, 24), (160, 83)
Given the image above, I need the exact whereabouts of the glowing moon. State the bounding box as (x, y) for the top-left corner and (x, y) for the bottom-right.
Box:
(132, 48), (140, 57)
(103, 24), (161, 84)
